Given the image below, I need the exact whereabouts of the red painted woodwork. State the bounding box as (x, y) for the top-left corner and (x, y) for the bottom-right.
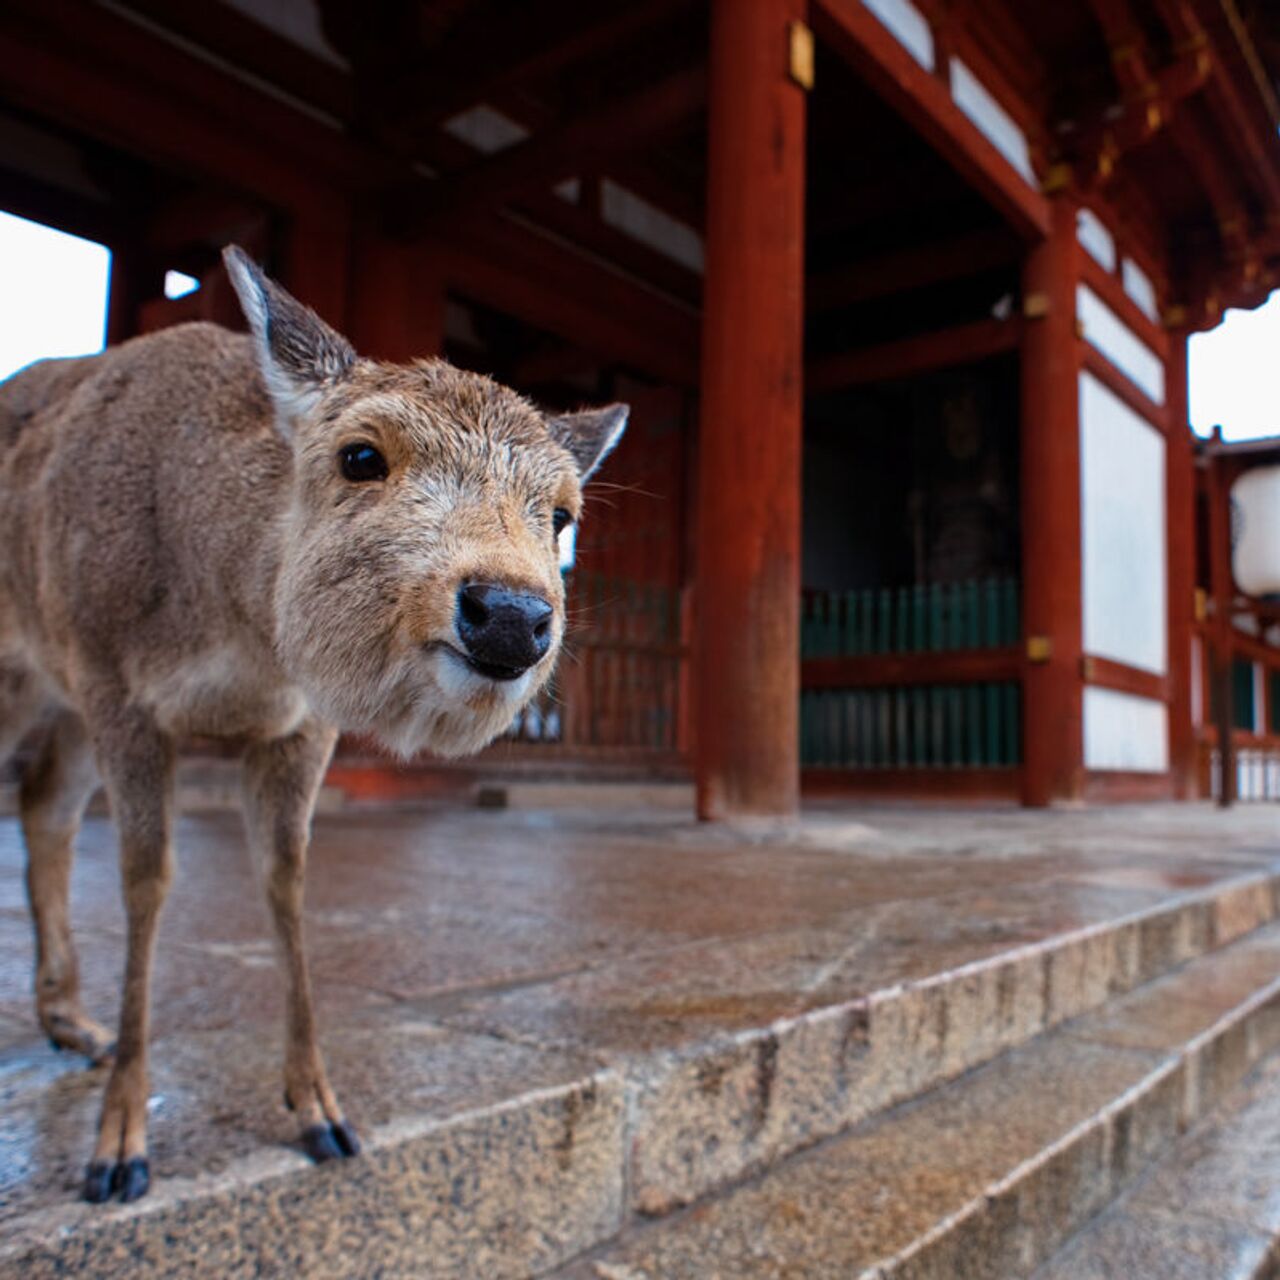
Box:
(803, 649), (1020, 690)
(807, 229), (1018, 314)
(695, 0), (807, 821)
(812, 0), (1051, 241)
(1206, 440), (1236, 804)
(802, 767), (1021, 801)
(349, 233), (444, 361)
(441, 213), (700, 386)
(1165, 336), (1197, 797)
(1080, 345), (1171, 434)
(1083, 771), (1176, 803)
(807, 317), (1021, 395)
(1020, 197), (1085, 806)
(1081, 655), (1170, 704)
(1078, 254), (1171, 360)
(403, 67), (707, 232)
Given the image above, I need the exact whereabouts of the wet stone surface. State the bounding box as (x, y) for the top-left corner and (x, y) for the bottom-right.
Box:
(0, 801), (1277, 1273)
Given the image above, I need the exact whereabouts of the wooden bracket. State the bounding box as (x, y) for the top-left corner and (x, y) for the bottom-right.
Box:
(789, 20), (815, 91)
(1023, 292), (1051, 319)
(1027, 636), (1053, 663)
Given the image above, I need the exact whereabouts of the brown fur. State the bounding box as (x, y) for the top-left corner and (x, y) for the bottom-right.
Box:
(0, 246), (625, 1201)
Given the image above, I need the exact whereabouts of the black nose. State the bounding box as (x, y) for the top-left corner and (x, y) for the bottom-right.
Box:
(456, 583), (553, 680)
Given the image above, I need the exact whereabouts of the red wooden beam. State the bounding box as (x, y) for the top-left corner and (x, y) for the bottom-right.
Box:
(694, 0), (807, 820)
(806, 228), (1017, 314)
(803, 648), (1020, 690)
(383, 0), (689, 134)
(398, 67), (707, 233)
(806, 317), (1021, 396)
(803, 768), (1021, 799)
(442, 212), (700, 386)
(112, 0), (354, 120)
(1165, 335), (1197, 797)
(1081, 655), (1169, 704)
(812, 0), (1051, 242)
(1080, 345), (1172, 435)
(1078, 253), (1170, 360)
(0, 2), (349, 211)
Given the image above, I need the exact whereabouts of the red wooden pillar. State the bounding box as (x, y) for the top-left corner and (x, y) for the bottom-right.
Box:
(349, 230), (445, 360)
(694, 0), (807, 820)
(1020, 196), (1084, 806)
(1165, 333), (1196, 797)
(282, 206), (352, 331)
(1206, 440), (1235, 805)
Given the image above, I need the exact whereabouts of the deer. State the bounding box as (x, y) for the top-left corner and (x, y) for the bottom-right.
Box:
(0, 246), (625, 1203)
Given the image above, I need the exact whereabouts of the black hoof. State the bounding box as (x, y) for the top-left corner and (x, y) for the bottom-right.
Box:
(116, 1157), (150, 1203)
(82, 1161), (114, 1203)
(302, 1121), (361, 1163)
(332, 1120), (361, 1157)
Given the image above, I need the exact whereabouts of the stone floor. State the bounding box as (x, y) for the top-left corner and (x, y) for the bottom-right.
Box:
(1, 798), (1278, 1267)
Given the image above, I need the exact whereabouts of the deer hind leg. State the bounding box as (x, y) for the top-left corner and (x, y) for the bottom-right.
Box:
(81, 705), (175, 1204)
(242, 718), (357, 1163)
(21, 709), (113, 1063)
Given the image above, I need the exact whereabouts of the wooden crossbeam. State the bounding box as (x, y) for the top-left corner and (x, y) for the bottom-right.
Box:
(806, 316), (1021, 395)
(441, 212), (700, 386)
(812, 0), (1051, 242)
(802, 648), (1020, 690)
(111, 0), (353, 120)
(382, 0), (689, 134)
(395, 66), (706, 234)
(806, 228), (1017, 313)
(0, 0), (357, 210)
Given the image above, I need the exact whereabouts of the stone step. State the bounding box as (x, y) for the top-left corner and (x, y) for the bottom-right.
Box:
(442, 867), (1279, 1216)
(1032, 1043), (1280, 1279)
(2, 858), (1277, 1279)
(550, 921), (1280, 1280)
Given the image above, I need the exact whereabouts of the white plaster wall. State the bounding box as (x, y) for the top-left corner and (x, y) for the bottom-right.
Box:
(949, 59), (1035, 182)
(1083, 687), (1169, 772)
(1080, 371), (1167, 675)
(1122, 258), (1159, 322)
(1077, 284), (1166, 405)
(1076, 208), (1116, 272)
(863, 0), (935, 70)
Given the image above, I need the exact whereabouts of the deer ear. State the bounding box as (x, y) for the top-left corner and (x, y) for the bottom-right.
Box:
(548, 403), (629, 481)
(223, 244), (355, 426)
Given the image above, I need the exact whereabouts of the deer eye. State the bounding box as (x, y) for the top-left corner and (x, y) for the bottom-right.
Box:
(338, 442), (388, 482)
(552, 508), (573, 536)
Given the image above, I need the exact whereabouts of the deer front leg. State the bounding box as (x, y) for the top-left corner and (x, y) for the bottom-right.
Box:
(242, 719), (359, 1163)
(83, 707), (174, 1204)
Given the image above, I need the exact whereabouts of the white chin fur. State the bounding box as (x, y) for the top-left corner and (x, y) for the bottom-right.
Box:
(368, 647), (538, 760)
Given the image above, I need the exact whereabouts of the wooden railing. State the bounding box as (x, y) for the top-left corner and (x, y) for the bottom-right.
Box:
(504, 571), (685, 755)
(1197, 617), (1280, 802)
(800, 578), (1021, 770)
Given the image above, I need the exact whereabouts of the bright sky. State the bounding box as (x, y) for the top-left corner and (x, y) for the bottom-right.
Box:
(1188, 295), (1280, 441)
(0, 211), (110, 382)
(0, 208), (1277, 441)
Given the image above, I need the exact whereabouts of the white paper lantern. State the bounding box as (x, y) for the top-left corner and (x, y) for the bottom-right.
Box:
(1232, 466), (1280, 596)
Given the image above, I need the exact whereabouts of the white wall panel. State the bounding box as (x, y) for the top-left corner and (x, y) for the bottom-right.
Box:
(1122, 258), (1159, 322)
(1076, 208), (1117, 272)
(1080, 371), (1167, 675)
(862, 0), (935, 70)
(1083, 687), (1169, 772)
(949, 59), (1035, 182)
(1077, 284), (1166, 405)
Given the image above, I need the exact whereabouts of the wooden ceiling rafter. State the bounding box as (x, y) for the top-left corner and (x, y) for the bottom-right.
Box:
(378, 0), (690, 138)
(391, 65), (707, 236)
(110, 0), (354, 121)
